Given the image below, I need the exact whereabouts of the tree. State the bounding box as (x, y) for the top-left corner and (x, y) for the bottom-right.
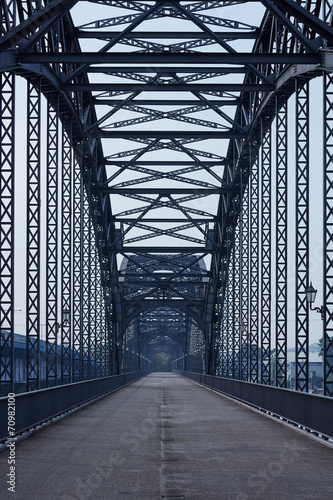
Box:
(151, 352), (173, 372)
(318, 335), (333, 357)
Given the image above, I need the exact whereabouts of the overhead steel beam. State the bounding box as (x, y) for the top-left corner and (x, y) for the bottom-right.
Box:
(88, 67), (247, 74)
(76, 31), (260, 40)
(122, 280), (209, 285)
(95, 100), (239, 106)
(91, 131), (247, 139)
(115, 218), (216, 222)
(110, 248), (210, 253)
(121, 273), (209, 278)
(18, 52), (321, 64)
(105, 161), (226, 166)
(102, 188), (228, 194)
(62, 83), (275, 92)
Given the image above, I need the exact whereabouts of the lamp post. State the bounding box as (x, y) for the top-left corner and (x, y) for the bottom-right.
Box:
(305, 283), (324, 320)
(56, 308), (70, 333)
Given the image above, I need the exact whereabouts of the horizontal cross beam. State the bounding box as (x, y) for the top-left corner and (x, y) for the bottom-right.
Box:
(19, 52), (321, 64)
(91, 131), (247, 139)
(76, 31), (260, 40)
(115, 218), (216, 222)
(102, 187), (227, 194)
(96, 99), (238, 106)
(105, 161), (225, 166)
(109, 247), (211, 253)
(88, 66), (247, 74)
(62, 83), (274, 92)
(120, 273), (209, 278)
(123, 280), (209, 285)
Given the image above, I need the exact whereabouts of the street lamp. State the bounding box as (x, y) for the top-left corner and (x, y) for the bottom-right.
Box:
(305, 283), (324, 320)
(56, 308), (70, 333)
(240, 322), (247, 334)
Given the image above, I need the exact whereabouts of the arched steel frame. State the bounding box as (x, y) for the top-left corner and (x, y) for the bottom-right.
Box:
(1, 0), (333, 396)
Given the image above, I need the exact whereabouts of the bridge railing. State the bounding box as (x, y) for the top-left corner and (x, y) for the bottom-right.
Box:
(0, 371), (149, 443)
(176, 371), (333, 439)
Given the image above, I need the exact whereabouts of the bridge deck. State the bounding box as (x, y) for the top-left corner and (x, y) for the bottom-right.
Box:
(0, 373), (332, 500)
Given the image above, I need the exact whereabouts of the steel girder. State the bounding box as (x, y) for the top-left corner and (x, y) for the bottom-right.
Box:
(0, 71), (15, 392)
(1, 0), (333, 393)
(61, 123), (73, 384)
(249, 150), (259, 383)
(275, 97), (288, 389)
(323, 71), (333, 397)
(295, 79), (310, 393)
(26, 78), (41, 392)
(46, 99), (59, 386)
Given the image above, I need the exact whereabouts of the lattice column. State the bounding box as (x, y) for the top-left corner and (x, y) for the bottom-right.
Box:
(249, 149), (259, 383)
(95, 265), (103, 378)
(219, 254), (229, 377)
(73, 157), (83, 382)
(82, 186), (92, 380)
(88, 200), (97, 379)
(1, 0), (16, 32)
(240, 183), (249, 381)
(220, 257), (229, 377)
(227, 258), (234, 378)
(101, 280), (110, 377)
(214, 295), (222, 376)
(232, 220), (241, 380)
(295, 79), (310, 392)
(276, 97), (288, 388)
(323, 72), (333, 396)
(220, 296), (228, 377)
(261, 121), (272, 385)
(0, 72), (15, 394)
(26, 79), (41, 392)
(45, 100), (59, 387)
(61, 124), (72, 384)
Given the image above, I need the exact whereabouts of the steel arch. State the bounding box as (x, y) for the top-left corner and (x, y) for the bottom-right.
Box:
(1, 0), (333, 396)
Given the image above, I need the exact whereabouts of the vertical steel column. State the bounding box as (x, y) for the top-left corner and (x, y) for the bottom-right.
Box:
(61, 124), (72, 384)
(221, 259), (229, 377)
(82, 187), (92, 380)
(232, 220), (241, 379)
(225, 260), (233, 377)
(26, 79), (41, 392)
(295, 79), (310, 392)
(249, 150), (259, 382)
(240, 184), (249, 381)
(1, 2), (15, 30)
(73, 157), (83, 382)
(102, 288), (109, 377)
(261, 121), (272, 385)
(95, 266), (103, 378)
(323, 72), (333, 396)
(88, 203), (97, 379)
(0, 72), (15, 395)
(214, 295), (222, 376)
(45, 100), (59, 387)
(275, 97), (288, 388)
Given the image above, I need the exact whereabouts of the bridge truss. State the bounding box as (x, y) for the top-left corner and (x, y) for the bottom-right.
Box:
(1, 0), (333, 396)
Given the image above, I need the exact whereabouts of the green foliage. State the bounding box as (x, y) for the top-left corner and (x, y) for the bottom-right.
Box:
(318, 336), (333, 357)
(151, 352), (173, 372)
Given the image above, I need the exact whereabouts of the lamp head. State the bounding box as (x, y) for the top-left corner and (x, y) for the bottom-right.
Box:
(63, 308), (70, 325)
(305, 282), (317, 305)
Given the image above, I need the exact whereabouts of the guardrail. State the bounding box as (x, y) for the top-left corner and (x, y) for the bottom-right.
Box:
(176, 371), (333, 439)
(0, 371), (148, 442)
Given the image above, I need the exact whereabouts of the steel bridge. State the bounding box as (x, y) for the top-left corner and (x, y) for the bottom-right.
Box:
(1, 0), (333, 450)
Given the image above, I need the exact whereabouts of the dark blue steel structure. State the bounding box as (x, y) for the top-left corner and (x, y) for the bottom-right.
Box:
(1, 0), (333, 433)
